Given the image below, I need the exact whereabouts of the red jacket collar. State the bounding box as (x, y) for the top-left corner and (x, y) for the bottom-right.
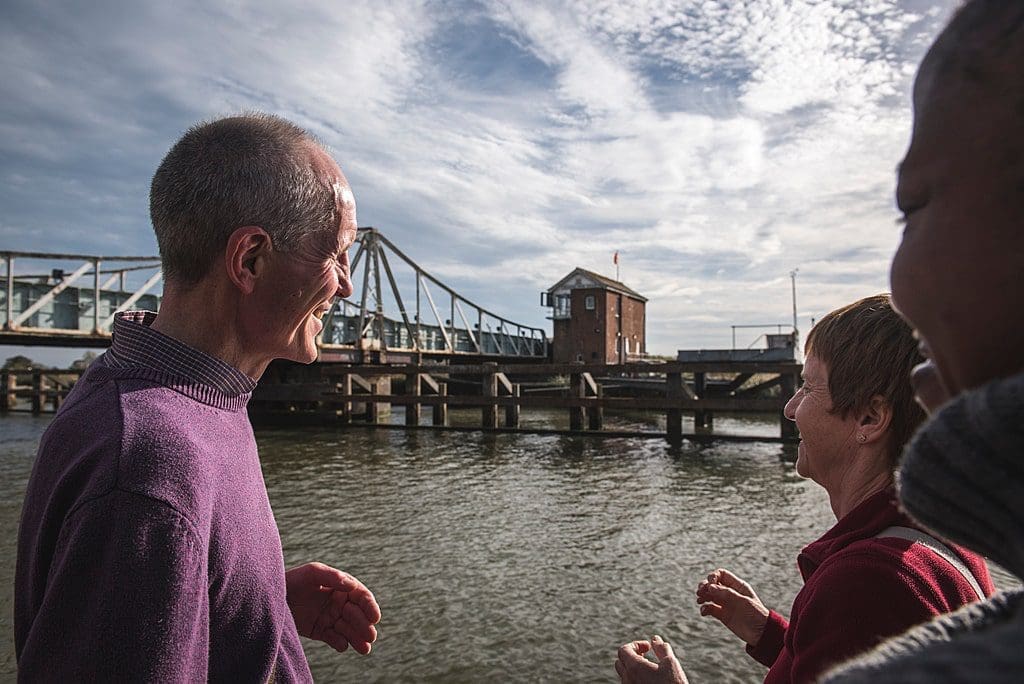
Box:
(797, 486), (913, 580)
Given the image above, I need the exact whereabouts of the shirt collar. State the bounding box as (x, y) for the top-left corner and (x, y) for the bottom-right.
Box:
(105, 311), (257, 397)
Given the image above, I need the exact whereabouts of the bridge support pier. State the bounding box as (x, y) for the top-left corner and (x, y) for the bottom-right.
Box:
(433, 384), (448, 427)
(693, 372), (713, 433)
(482, 363), (498, 430)
(666, 371), (683, 445)
(405, 372), (421, 427)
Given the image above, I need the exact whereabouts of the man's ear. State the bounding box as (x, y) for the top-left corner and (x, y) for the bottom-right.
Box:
(225, 226), (271, 294)
(858, 394), (893, 444)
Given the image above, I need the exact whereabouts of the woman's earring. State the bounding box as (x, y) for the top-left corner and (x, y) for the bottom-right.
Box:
(856, 434), (867, 443)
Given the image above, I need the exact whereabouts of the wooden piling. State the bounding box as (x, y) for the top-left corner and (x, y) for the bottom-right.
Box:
(569, 371), (584, 431)
(588, 384), (603, 431)
(1, 370), (11, 412)
(482, 362), (498, 429)
(694, 372), (712, 430)
(666, 371), (683, 444)
(405, 372), (421, 426)
(31, 370), (43, 415)
(433, 383), (448, 427)
(505, 384), (520, 429)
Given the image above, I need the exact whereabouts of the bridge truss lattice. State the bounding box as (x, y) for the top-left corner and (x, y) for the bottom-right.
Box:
(0, 227), (547, 360)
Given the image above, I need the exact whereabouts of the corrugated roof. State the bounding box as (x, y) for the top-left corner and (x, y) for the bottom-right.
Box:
(547, 267), (648, 302)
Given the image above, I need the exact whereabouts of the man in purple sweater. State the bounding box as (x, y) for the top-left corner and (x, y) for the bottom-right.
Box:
(15, 114), (381, 682)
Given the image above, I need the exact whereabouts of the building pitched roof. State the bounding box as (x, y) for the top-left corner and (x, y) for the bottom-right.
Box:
(547, 267), (647, 302)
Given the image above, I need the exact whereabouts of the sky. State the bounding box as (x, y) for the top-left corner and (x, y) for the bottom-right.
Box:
(1, 0), (959, 362)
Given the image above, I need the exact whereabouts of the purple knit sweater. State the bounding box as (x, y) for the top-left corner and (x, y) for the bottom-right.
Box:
(15, 314), (311, 682)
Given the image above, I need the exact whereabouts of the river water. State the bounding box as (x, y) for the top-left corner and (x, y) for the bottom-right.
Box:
(1, 411), (1017, 683)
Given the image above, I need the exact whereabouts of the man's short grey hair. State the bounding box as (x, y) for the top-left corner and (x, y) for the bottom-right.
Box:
(150, 113), (339, 286)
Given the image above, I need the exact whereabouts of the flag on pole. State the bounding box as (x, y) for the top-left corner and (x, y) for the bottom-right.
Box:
(613, 251), (619, 265)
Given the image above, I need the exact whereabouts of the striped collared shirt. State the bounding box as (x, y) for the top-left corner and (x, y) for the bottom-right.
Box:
(104, 311), (257, 399)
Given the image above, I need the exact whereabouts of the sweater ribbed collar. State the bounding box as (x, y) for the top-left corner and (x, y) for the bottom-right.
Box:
(101, 310), (257, 410)
(898, 370), (1024, 581)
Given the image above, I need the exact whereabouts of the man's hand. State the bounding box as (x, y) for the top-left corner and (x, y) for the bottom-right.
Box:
(614, 635), (688, 684)
(695, 568), (769, 647)
(285, 562), (381, 654)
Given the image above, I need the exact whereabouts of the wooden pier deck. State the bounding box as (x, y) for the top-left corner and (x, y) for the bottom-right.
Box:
(3, 361), (803, 444)
(251, 360), (802, 444)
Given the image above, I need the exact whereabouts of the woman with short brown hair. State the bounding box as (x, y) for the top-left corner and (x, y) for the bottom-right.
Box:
(616, 294), (995, 684)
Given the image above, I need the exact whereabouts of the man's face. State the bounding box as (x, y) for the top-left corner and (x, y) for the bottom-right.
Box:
(891, 50), (1024, 410)
(257, 149), (357, 366)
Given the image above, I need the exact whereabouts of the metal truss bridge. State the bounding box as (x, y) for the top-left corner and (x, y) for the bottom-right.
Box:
(0, 228), (548, 362)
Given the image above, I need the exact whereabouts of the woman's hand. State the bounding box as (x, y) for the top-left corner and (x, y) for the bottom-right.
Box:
(695, 568), (769, 647)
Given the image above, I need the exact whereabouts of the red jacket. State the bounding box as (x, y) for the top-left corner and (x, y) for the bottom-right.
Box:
(748, 487), (994, 683)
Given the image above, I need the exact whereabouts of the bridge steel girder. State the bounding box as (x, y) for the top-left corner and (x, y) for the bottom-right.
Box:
(1, 234), (547, 361)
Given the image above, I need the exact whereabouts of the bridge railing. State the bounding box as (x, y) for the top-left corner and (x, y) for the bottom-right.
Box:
(3, 233), (549, 359)
(1, 251), (162, 337)
(318, 228), (547, 358)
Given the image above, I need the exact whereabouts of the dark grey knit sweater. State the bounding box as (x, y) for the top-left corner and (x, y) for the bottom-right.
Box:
(824, 370), (1024, 682)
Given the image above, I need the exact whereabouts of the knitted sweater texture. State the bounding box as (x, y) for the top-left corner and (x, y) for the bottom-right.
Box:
(14, 315), (311, 682)
(824, 370), (1024, 683)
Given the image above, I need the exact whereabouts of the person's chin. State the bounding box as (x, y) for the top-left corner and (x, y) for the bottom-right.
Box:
(794, 445), (809, 479)
(910, 359), (951, 414)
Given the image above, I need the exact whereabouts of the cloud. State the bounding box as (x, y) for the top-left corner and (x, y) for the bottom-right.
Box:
(0, 0), (959, 353)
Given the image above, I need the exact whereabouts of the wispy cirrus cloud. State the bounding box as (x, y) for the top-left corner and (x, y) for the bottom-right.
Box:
(0, 0), (956, 354)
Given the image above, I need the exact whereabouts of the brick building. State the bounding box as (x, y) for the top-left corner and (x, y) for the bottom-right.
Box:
(542, 268), (647, 364)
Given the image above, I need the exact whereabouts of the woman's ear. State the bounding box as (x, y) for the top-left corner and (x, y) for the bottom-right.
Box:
(858, 394), (893, 444)
(225, 226), (271, 294)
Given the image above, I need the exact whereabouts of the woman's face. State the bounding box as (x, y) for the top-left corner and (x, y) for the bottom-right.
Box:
(784, 355), (861, 490)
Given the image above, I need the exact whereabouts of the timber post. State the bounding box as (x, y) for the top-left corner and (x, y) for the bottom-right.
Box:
(340, 373), (353, 424)
(694, 372), (712, 431)
(433, 383), (448, 427)
(31, 369), (43, 415)
(1, 370), (10, 412)
(482, 362), (498, 429)
(569, 370), (584, 431)
(666, 371), (683, 445)
(366, 380), (380, 423)
(405, 371), (421, 426)
(505, 383), (521, 429)
(588, 383), (603, 431)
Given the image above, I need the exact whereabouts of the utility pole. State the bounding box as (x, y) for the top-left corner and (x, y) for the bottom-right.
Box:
(790, 268), (799, 335)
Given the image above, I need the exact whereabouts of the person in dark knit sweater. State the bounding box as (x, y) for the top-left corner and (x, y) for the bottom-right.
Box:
(823, 1), (1024, 681)
(15, 114), (381, 682)
(615, 296), (993, 684)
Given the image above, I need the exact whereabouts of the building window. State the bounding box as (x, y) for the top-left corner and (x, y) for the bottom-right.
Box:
(585, 294), (596, 310)
(554, 294), (571, 318)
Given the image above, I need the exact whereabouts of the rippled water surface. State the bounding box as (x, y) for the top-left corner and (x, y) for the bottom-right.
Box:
(1, 411), (1017, 682)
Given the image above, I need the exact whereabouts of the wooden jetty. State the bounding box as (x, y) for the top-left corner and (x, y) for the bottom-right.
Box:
(2, 368), (83, 414)
(250, 360), (801, 444)
(2, 361), (802, 444)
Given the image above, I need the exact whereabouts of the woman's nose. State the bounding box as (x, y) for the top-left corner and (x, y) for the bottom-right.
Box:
(783, 391), (800, 422)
